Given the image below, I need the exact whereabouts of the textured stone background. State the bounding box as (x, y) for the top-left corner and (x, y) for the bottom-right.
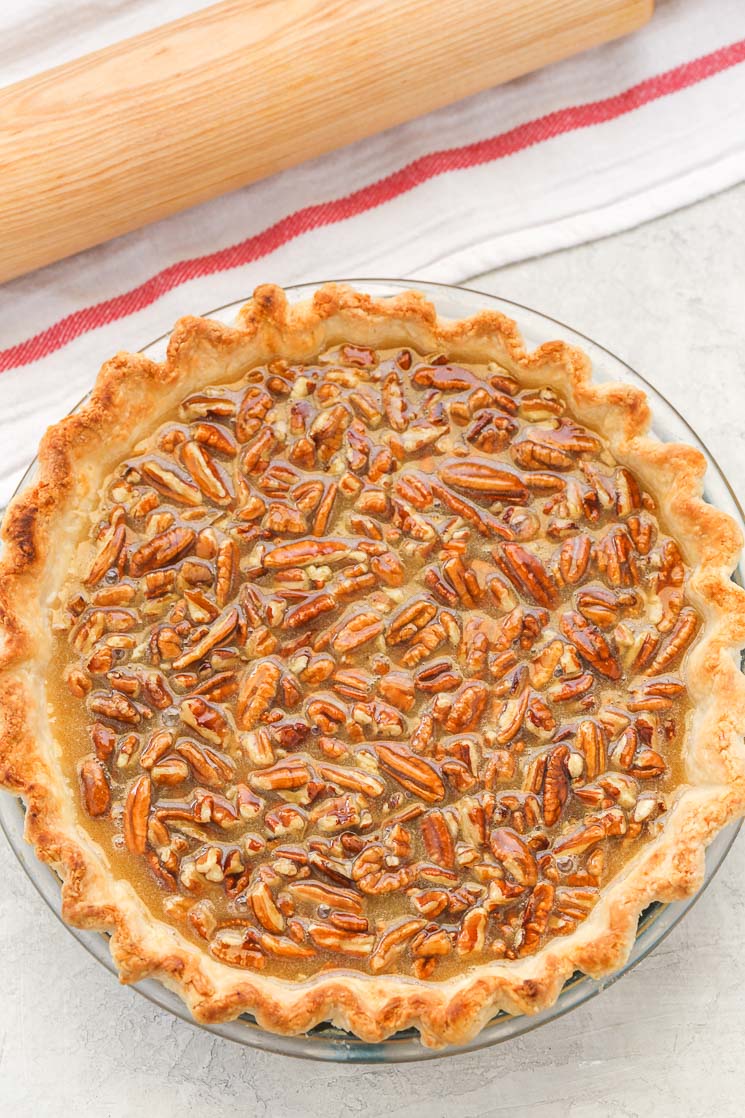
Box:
(2, 182), (745, 1117)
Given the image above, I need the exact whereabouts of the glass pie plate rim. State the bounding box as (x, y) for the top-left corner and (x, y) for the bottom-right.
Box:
(0, 278), (741, 1063)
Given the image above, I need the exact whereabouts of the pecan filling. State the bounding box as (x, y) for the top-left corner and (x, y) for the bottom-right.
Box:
(54, 345), (700, 979)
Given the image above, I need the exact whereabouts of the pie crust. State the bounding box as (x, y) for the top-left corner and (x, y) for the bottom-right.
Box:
(1, 283), (745, 1049)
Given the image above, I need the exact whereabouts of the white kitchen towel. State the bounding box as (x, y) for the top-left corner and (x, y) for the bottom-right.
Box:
(1, 0), (744, 505)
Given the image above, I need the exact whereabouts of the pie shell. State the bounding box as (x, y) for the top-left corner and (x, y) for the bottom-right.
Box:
(1, 282), (745, 1049)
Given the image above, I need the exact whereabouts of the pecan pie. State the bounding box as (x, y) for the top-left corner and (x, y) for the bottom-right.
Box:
(2, 284), (745, 1047)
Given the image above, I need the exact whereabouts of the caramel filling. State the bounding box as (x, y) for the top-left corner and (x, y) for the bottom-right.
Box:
(51, 344), (698, 980)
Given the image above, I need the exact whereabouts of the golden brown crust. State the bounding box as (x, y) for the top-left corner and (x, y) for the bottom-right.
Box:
(2, 282), (745, 1048)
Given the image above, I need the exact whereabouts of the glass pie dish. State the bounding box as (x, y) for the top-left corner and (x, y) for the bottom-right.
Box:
(0, 279), (742, 1062)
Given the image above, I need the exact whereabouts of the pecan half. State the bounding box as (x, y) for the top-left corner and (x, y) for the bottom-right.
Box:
(375, 742), (446, 803)
(123, 774), (151, 854)
(175, 739), (234, 787)
(130, 527), (196, 578)
(496, 543), (559, 609)
(141, 461), (203, 506)
(517, 882), (554, 955)
(316, 761), (386, 797)
(370, 919), (426, 973)
(264, 539), (354, 569)
(644, 607), (699, 675)
(554, 534), (592, 585)
(560, 610), (621, 680)
(215, 539), (238, 607)
(332, 611), (384, 656)
(308, 922), (374, 956)
(180, 441), (232, 503)
(489, 827), (537, 887)
(236, 660), (281, 729)
(89, 691), (142, 725)
(576, 585), (620, 629)
(439, 459), (529, 502)
(180, 697), (228, 744)
(85, 523), (126, 586)
(542, 744), (571, 827)
(386, 598), (438, 646)
(594, 527), (639, 588)
(172, 608), (239, 670)
(250, 881), (285, 933)
(249, 757), (312, 792)
(421, 810), (456, 867)
(283, 593), (337, 630)
(575, 719), (606, 781)
(79, 757), (111, 816)
(382, 369), (409, 431)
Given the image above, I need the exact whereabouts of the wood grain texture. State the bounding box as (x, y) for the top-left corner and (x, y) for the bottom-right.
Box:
(0, 0), (653, 282)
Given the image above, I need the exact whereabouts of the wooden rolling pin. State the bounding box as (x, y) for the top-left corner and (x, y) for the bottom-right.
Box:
(0, 0), (653, 283)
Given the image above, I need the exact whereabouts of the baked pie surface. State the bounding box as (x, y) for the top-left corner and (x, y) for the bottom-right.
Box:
(1, 284), (745, 1047)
